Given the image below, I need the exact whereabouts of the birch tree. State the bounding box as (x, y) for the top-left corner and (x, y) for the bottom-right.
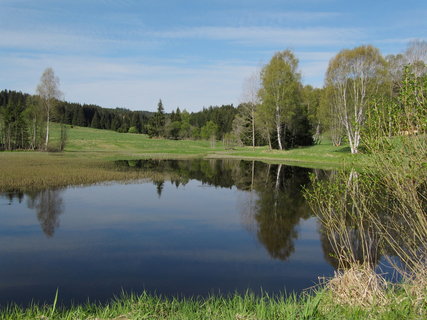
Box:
(36, 68), (62, 150)
(239, 72), (261, 149)
(259, 50), (301, 150)
(404, 39), (427, 77)
(325, 45), (386, 154)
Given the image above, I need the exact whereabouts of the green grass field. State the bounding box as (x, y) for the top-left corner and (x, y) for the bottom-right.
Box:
(54, 124), (361, 167)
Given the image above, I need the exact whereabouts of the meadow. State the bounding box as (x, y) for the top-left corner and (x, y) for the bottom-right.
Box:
(0, 124), (361, 192)
(62, 124), (360, 165)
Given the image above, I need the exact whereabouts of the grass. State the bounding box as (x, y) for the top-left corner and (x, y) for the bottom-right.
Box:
(0, 124), (365, 192)
(0, 152), (182, 192)
(1, 288), (424, 320)
(60, 125), (225, 158)
(0, 124), (363, 191)
(58, 124), (361, 166)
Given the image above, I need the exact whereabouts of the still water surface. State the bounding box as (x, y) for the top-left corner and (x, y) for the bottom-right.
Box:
(0, 159), (335, 306)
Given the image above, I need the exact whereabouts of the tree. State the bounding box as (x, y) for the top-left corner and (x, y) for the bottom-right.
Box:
(237, 72), (261, 149)
(325, 45), (387, 154)
(200, 120), (218, 140)
(259, 50), (301, 150)
(301, 85), (322, 144)
(179, 110), (192, 139)
(36, 68), (62, 150)
(130, 112), (142, 133)
(91, 111), (101, 129)
(147, 99), (166, 138)
(404, 39), (427, 77)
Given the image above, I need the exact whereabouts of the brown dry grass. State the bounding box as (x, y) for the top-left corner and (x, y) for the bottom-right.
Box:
(321, 264), (388, 309)
(0, 152), (178, 192)
(399, 264), (427, 313)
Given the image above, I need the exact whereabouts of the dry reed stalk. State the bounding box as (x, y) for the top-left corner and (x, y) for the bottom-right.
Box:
(322, 264), (388, 309)
(399, 263), (427, 314)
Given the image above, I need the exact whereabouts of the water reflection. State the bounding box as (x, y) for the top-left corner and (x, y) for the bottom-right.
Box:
(308, 169), (420, 278)
(27, 189), (64, 237)
(115, 159), (319, 261)
(2, 189), (64, 237)
(1, 160), (328, 262)
(0, 159), (336, 305)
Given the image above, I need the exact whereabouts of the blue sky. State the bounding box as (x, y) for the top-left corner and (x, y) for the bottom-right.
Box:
(1, 0), (426, 112)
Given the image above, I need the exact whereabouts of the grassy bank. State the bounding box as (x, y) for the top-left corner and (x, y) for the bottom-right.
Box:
(0, 124), (361, 191)
(59, 124), (360, 167)
(1, 288), (424, 320)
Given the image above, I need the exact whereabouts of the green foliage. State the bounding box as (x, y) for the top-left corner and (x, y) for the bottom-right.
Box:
(325, 45), (388, 153)
(257, 50), (313, 150)
(90, 111), (101, 129)
(147, 99), (166, 138)
(190, 104), (237, 139)
(364, 65), (427, 153)
(223, 132), (239, 149)
(127, 126), (138, 134)
(0, 90), (34, 150)
(306, 65), (427, 314)
(200, 120), (218, 140)
(165, 120), (181, 139)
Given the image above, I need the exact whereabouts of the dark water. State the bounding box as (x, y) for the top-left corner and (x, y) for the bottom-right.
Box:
(0, 159), (336, 306)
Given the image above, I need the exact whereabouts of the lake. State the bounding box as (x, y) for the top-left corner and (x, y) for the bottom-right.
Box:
(0, 159), (335, 306)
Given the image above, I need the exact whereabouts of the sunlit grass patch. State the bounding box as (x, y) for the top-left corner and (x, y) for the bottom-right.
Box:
(1, 288), (425, 320)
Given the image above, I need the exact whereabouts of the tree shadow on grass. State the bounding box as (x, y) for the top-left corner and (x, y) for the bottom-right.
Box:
(333, 146), (351, 153)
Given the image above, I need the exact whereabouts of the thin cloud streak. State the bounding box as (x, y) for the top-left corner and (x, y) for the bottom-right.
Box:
(150, 26), (363, 46)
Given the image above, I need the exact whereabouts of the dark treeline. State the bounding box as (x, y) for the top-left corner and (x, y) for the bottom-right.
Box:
(144, 99), (238, 141)
(0, 89), (153, 150)
(0, 90), (238, 150)
(0, 89), (153, 133)
(56, 102), (153, 134)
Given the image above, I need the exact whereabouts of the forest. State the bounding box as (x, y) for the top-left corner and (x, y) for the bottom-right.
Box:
(0, 40), (426, 152)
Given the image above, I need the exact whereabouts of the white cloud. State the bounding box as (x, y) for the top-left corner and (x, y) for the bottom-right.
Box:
(150, 26), (363, 47)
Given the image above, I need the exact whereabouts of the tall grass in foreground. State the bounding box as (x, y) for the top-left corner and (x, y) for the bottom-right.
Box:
(306, 67), (427, 314)
(0, 289), (425, 320)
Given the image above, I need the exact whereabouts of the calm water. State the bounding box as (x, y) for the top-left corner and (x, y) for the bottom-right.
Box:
(0, 159), (335, 306)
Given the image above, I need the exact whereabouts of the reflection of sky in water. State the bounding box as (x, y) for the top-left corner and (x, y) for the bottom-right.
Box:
(0, 177), (334, 306)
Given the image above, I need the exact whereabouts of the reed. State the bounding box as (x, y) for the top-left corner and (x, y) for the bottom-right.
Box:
(0, 152), (179, 192)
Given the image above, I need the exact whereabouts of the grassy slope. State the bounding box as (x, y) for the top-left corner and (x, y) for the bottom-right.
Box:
(57, 124), (362, 167)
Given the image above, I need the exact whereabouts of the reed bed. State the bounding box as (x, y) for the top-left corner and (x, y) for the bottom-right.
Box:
(0, 152), (179, 192)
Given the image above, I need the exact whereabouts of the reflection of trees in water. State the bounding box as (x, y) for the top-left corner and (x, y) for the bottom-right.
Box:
(308, 169), (426, 275)
(311, 170), (383, 270)
(319, 225), (381, 270)
(155, 181), (164, 197)
(251, 164), (312, 260)
(2, 191), (25, 205)
(27, 189), (64, 237)
(116, 159), (321, 262)
(1, 189), (64, 237)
